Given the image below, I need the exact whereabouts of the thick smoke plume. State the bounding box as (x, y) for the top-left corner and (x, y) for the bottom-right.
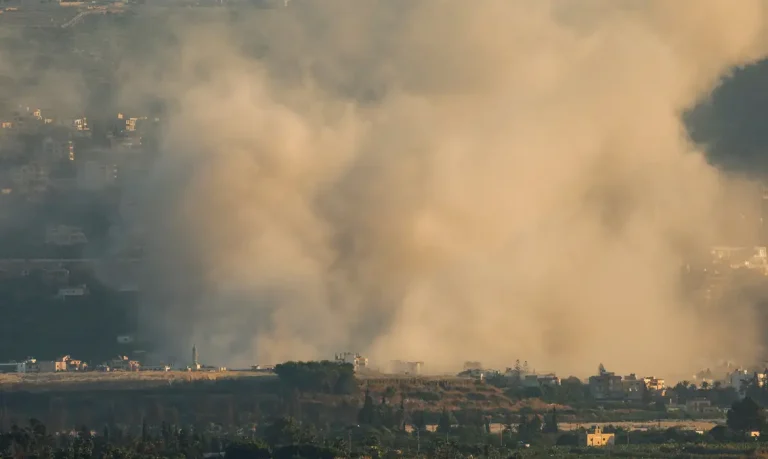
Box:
(123, 0), (768, 377)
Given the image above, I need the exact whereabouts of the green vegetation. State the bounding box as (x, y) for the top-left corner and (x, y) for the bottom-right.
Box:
(1, 371), (768, 458)
(3, 415), (768, 459)
(273, 361), (357, 395)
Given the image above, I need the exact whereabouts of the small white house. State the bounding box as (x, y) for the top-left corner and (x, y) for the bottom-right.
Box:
(57, 285), (87, 299)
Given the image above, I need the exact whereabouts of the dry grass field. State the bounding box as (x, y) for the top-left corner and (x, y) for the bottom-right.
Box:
(0, 370), (275, 391)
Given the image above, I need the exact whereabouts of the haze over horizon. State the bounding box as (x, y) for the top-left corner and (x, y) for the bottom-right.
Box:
(7, 0), (768, 379)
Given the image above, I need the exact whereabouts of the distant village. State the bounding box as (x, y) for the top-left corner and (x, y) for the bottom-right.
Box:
(334, 352), (768, 415)
(4, 345), (761, 419)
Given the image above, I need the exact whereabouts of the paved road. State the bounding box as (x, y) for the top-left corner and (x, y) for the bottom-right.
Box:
(61, 9), (105, 28)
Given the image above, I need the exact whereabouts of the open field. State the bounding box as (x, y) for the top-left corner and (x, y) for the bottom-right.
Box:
(0, 370), (475, 392)
(0, 5), (81, 28)
(0, 370), (276, 391)
(558, 419), (724, 432)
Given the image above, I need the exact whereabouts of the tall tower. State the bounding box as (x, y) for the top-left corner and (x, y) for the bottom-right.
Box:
(761, 184), (768, 245)
(192, 344), (199, 369)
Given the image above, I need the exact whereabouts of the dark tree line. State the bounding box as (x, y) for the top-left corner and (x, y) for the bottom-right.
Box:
(273, 361), (357, 395)
(0, 417), (343, 459)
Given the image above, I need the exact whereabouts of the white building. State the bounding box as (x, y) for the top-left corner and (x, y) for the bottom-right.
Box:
(46, 225), (87, 245)
(335, 352), (368, 371)
(521, 373), (561, 388)
(710, 246), (768, 271)
(57, 285), (88, 299)
(726, 369), (764, 393)
(73, 118), (89, 131)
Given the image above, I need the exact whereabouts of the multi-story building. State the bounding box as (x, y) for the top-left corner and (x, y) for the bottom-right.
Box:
(45, 225), (87, 245)
(335, 352), (368, 371)
(589, 365), (624, 400)
(643, 376), (665, 392)
(622, 374), (646, 401)
(686, 398), (714, 414)
(727, 369), (766, 393)
(515, 372), (561, 388)
(73, 117), (89, 132)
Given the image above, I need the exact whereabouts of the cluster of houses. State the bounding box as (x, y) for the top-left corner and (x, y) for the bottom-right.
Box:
(0, 355), (87, 374)
(587, 364), (665, 401)
(0, 105), (155, 201)
(333, 352), (427, 376)
(457, 360), (561, 387)
(0, 353), (172, 374)
(0, 345), (236, 376)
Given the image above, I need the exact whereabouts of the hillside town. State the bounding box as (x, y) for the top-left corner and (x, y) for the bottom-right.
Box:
(3, 345), (767, 412)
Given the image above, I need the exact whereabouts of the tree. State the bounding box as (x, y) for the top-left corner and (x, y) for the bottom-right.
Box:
(511, 360), (522, 383)
(559, 377), (585, 404)
(394, 393), (406, 431)
(641, 384), (652, 405)
(273, 444), (341, 459)
(274, 361), (357, 395)
(225, 440), (271, 459)
(542, 408), (559, 433)
(264, 417), (302, 447)
(73, 425), (93, 459)
(437, 408), (456, 433)
(141, 418), (149, 443)
(411, 410), (427, 432)
(709, 425), (730, 442)
(727, 397), (765, 434)
(363, 434), (382, 459)
(161, 421), (172, 445)
(357, 388), (377, 425)
(518, 414), (542, 443)
(517, 414), (529, 440)
(430, 438), (463, 459)
(503, 411), (515, 435)
(673, 381), (693, 404)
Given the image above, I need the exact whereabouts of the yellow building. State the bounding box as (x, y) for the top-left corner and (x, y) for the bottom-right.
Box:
(584, 427), (615, 447)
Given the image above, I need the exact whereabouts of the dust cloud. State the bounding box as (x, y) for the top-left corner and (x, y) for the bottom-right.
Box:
(121, 0), (768, 378)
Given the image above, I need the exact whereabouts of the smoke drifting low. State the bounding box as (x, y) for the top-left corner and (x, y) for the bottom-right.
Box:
(123, 0), (768, 377)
